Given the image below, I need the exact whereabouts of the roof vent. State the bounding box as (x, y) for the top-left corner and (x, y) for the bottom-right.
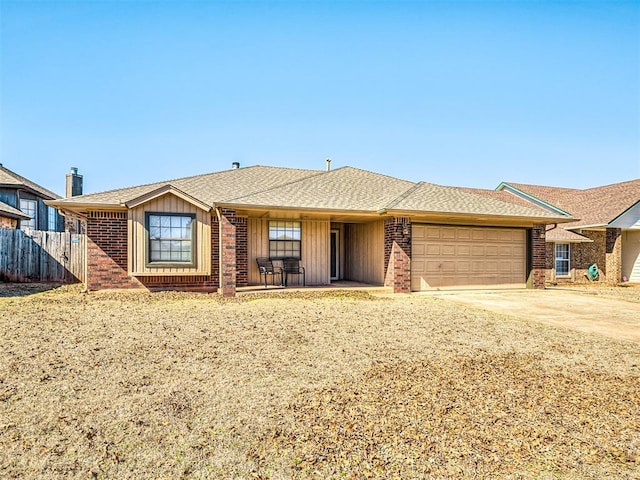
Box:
(232, 162), (240, 169)
(326, 158), (331, 171)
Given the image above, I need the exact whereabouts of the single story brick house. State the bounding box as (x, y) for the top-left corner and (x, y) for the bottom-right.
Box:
(496, 179), (640, 283)
(49, 164), (571, 296)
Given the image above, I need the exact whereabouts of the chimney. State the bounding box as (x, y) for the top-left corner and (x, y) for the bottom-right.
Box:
(326, 158), (331, 171)
(232, 162), (240, 169)
(65, 167), (83, 198)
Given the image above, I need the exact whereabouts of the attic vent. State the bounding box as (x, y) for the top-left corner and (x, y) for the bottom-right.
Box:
(232, 162), (240, 169)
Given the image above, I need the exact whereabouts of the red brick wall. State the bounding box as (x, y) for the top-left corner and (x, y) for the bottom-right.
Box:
(0, 216), (17, 229)
(87, 210), (226, 292)
(605, 227), (622, 284)
(218, 208), (237, 297)
(546, 231), (607, 283)
(212, 210), (248, 295)
(530, 224), (546, 289)
(86, 211), (141, 290)
(384, 217), (411, 293)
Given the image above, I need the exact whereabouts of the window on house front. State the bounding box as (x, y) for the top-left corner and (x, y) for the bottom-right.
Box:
(147, 213), (195, 264)
(19, 199), (37, 230)
(269, 221), (301, 259)
(48, 206), (58, 231)
(555, 243), (570, 276)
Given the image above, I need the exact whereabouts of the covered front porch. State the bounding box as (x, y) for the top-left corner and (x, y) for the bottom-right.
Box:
(216, 207), (411, 297)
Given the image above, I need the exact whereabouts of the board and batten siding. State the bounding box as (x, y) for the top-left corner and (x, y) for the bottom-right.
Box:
(344, 220), (384, 284)
(248, 218), (330, 285)
(128, 194), (211, 275)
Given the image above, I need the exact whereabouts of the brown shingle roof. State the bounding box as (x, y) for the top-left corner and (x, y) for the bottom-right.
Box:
(385, 182), (567, 220)
(52, 166), (321, 207)
(224, 166), (415, 212)
(0, 200), (31, 220)
(506, 179), (640, 228)
(0, 165), (61, 200)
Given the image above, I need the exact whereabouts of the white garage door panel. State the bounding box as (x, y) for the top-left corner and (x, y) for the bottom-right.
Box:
(411, 224), (527, 290)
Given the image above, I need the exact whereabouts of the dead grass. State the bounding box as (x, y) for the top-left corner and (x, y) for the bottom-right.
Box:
(0, 284), (638, 479)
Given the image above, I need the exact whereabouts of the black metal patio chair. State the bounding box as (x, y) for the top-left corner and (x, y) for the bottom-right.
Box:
(256, 257), (283, 288)
(282, 257), (305, 286)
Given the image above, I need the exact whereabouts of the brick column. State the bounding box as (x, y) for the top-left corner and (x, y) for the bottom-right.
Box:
(217, 208), (237, 297)
(86, 211), (141, 290)
(384, 218), (411, 293)
(529, 224), (546, 289)
(605, 227), (622, 284)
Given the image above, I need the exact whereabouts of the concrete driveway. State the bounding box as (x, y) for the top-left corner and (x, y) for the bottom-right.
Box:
(430, 288), (640, 344)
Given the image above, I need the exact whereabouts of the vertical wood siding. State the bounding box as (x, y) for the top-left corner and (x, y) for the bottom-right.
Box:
(248, 218), (330, 285)
(345, 220), (384, 284)
(129, 194), (211, 275)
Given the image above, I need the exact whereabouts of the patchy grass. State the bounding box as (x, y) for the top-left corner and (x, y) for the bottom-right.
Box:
(0, 286), (638, 479)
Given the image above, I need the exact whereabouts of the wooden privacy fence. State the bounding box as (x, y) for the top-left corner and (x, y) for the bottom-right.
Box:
(0, 229), (86, 283)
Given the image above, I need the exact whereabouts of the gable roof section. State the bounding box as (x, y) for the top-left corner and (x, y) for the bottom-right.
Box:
(50, 166), (322, 208)
(125, 185), (213, 211)
(500, 179), (640, 229)
(383, 182), (570, 221)
(222, 166), (415, 212)
(0, 200), (31, 220)
(0, 165), (61, 200)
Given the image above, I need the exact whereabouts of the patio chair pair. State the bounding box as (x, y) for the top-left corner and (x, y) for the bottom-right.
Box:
(256, 257), (305, 288)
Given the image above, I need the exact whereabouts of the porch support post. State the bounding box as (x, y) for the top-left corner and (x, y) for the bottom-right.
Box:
(605, 227), (622, 284)
(384, 217), (412, 293)
(528, 224), (546, 289)
(217, 208), (237, 297)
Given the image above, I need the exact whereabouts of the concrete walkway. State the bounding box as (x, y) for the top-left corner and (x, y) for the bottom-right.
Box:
(430, 289), (640, 344)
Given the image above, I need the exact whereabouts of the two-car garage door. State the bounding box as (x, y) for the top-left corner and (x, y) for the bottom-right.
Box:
(411, 224), (527, 291)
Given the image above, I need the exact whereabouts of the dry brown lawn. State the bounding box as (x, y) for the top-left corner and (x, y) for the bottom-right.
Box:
(1, 284), (638, 479)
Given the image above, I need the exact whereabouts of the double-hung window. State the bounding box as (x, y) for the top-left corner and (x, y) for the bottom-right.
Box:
(147, 213), (195, 264)
(555, 243), (570, 277)
(48, 206), (58, 231)
(19, 199), (37, 230)
(269, 221), (301, 259)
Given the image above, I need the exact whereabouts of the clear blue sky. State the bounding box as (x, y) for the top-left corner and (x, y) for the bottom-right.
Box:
(1, 0), (638, 196)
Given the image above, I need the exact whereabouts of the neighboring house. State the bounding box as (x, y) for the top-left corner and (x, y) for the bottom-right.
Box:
(49, 163), (570, 296)
(497, 179), (640, 284)
(0, 200), (31, 229)
(0, 163), (64, 231)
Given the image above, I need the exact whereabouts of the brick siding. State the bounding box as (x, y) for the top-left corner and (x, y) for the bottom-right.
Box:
(0, 216), (17, 229)
(530, 224), (546, 289)
(605, 227), (622, 284)
(384, 217), (411, 293)
(546, 231), (608, 283)
(86, 211), (141, 290)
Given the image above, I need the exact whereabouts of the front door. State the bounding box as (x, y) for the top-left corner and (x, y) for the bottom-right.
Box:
(330, 229), (339, 280)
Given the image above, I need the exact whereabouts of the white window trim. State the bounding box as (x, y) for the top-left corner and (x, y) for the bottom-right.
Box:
(555, 243), (571, 277)
(19, 199), (37, 230)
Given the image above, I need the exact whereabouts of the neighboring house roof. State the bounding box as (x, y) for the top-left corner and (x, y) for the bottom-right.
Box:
(49, 164), (572, 223)
(544, 227), (593, 243)
(499, 179), (640, 229)
(0, 164), (61, 200)
(0, 200), (31, 220)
